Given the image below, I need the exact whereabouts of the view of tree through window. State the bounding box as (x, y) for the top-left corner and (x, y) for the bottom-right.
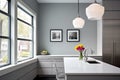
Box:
(0, 13), (9, 36)
(0, 0), (10, 67)
(0, 0), (8, 13)
(0, 0), (35, 67)
(17, 20), (32, 39)
(17, 6), (33, 61)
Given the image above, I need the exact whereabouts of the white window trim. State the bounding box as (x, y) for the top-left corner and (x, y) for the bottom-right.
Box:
(0, 0), (37, 76)
(17, 0), (37, 59)
(11, 0), (37, 64)
(11, 0), (17, 64)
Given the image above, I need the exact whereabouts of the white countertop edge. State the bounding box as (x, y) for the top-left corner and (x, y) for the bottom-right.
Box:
(0, 58), (37, 77)
(65, 73), (120, 76)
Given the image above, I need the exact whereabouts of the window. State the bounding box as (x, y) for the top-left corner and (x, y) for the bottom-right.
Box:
(0, 0), (10, 67)
(0, 0), (36, 68)
(17, 6), (33, 62)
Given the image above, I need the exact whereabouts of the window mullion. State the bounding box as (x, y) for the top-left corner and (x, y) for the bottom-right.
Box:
(11, 0), (17, 64)
(17, 5), (33, 18)
(17, 38), (32, 41)
(17, 18), (32, 26)
(0, 36), (9, 39)
(0, 10), (10, 16)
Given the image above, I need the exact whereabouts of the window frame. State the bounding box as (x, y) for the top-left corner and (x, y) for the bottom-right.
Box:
(0, 0), (11, 67)
(17, 5), (34, 62)
(0, 0), (37, 69)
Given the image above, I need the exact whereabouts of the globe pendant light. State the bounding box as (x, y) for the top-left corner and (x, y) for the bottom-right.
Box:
(86, 0), (105, 20)
(73, 0), (85, 28)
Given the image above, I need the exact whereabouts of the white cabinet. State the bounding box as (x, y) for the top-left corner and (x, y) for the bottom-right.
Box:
(38, 56), (64, 75)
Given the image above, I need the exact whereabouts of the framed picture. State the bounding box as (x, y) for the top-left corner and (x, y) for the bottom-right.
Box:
(67, 29), (80, 42)
(50, 29), (63, 42)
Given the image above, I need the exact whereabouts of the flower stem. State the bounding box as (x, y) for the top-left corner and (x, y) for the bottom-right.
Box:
(79, 52), (83, 60)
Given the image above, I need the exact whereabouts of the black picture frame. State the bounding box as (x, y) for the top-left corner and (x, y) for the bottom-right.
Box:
(50, 29), (63, 42)
(67, 29), (80, 42)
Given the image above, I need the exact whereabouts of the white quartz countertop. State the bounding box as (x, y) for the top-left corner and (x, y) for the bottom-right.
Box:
(64, 57), (120, 75)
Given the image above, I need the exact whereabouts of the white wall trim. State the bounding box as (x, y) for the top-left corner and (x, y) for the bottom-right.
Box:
(97, 20), (103, 56)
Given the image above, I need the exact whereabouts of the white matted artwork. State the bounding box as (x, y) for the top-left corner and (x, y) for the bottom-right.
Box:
(67, 29), (80, 42)
(50, 29), (63, 42)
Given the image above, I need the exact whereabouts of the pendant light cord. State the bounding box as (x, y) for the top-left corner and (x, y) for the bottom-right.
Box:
(78, 0), (80, 17)
(95, 0), (97, 3)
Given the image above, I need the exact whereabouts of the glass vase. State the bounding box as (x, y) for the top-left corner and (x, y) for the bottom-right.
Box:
(79, 52), (83, 60)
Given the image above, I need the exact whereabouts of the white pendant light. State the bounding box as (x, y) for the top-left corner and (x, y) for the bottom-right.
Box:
(73, 0), (85, 28)
(86, 0), (105, 20)
(73, 17), (85, 28)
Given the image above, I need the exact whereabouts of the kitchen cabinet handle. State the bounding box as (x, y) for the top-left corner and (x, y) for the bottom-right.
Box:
(113, 40), (116, 64)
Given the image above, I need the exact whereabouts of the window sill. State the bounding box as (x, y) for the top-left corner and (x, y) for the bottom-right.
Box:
(0, 57), (37, 77)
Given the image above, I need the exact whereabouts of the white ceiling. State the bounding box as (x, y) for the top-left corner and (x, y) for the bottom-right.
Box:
(37, 0), (102, 3)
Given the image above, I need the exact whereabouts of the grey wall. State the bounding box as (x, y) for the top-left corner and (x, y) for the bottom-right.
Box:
(0, 62), (37, 80)
(37, 3), (97, 55)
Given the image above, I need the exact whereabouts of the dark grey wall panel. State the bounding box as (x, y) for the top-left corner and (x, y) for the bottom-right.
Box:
(37, 3), (97, 55)
(103, 0), (120, 11)
(0, 63), (37, 80)
(103, 11), (120, 19)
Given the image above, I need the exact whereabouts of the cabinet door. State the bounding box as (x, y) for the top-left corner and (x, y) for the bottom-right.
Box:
(112, 20), (120, 67)
(103, 20), (114, 64)
(114, 40), (120, 67)
(103, 20), (120, 67)
(103, 40), (114, 64)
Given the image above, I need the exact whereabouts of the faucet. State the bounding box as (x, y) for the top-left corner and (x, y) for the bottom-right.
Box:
(83, 48), (94, 61)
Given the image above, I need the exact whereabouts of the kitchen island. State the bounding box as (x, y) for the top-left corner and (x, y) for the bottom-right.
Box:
(64, 57), (120, 80)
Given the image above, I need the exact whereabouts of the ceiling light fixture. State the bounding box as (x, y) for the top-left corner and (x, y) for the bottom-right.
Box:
(73, 0), (85, 28)
(86, 0), (105, 20)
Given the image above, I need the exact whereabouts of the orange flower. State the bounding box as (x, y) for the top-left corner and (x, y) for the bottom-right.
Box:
(74, 44), (85, 52)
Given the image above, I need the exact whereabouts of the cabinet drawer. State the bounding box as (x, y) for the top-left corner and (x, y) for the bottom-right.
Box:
(39, 62), (53, 67)
(58, 67), (64, 73)
(39, 68), (55, 75)
(38, 57), (53, 61)
(52, 57), (63, 62)
(38, 56), (63, 62)
(55, 62), (64, 67)
(39, 67), (64, 75)
(39, 62), (64, 68)
(53, 67), (64, 73)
